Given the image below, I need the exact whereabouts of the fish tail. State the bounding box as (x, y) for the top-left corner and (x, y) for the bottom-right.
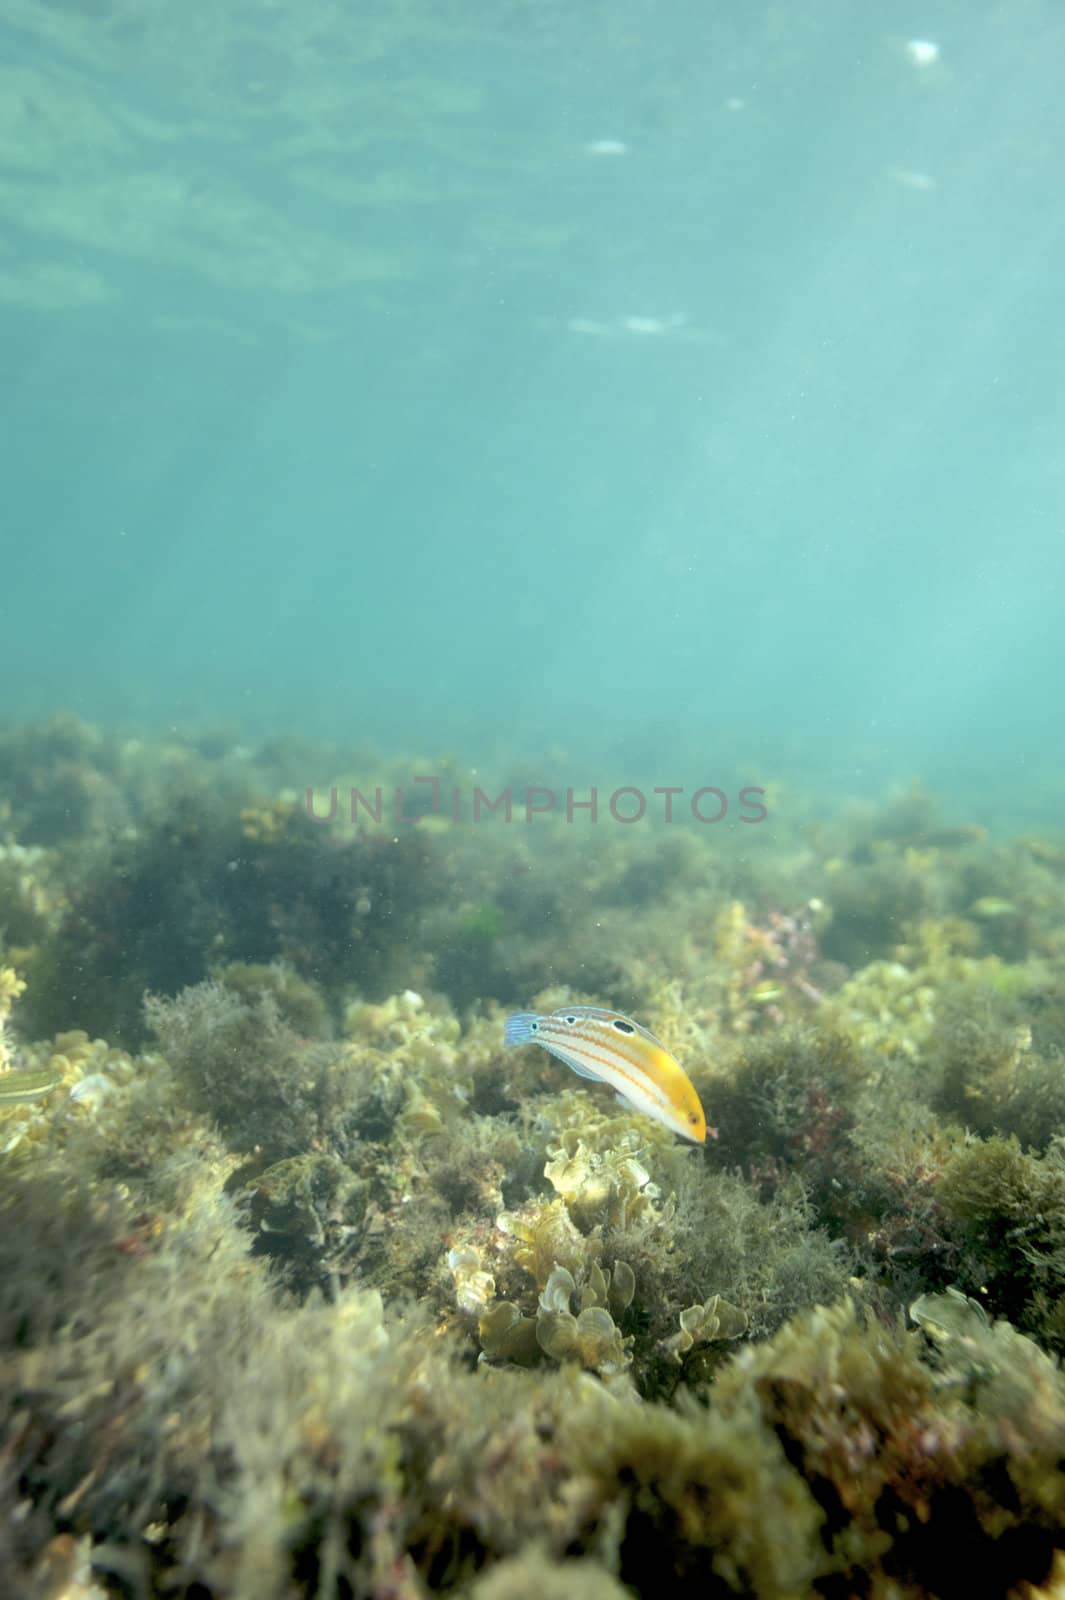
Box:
(504, 1012), (541, 1046)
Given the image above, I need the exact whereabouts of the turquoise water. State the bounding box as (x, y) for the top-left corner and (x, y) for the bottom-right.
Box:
(3, 1), (1064, 813)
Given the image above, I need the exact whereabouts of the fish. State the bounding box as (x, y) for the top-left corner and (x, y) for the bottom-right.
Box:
(0, 1064), (62, 1105)
(504, 1004), (710, 1144)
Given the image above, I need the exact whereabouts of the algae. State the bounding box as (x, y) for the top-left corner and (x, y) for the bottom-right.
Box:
(3, 724), (1065, 1596)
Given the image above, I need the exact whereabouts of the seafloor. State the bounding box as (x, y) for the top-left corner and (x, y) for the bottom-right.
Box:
(3, 715), (1065, 1600)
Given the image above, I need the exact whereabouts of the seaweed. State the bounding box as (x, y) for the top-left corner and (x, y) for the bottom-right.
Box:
(28, 793), (438, 1044)
(4, 717), (1065, 1597)
(705, 1024), (868, 1232)
(936, 1135), (1065, 1351)
(931, 994), (1065, 1152)
(144, 981), (356, 1163)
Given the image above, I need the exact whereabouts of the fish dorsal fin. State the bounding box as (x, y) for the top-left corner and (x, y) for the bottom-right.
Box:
(556, 1004), (667, 1052)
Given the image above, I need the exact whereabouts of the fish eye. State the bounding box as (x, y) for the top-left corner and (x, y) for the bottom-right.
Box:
(564, 1015), (576, 1025)
(531, 1021), (539, 1031)
(689, 1112), (699, 1124)
(612, 1019), (635, 1035)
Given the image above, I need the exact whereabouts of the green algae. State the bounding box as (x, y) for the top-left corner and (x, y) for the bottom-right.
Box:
(936, 1134), (1065, 1352)
(660, 1293), (748, 1363)
(4, 727), (1065, 1594)
(534, 1263), (633, 1376)
(909, 1283), (989, 1340)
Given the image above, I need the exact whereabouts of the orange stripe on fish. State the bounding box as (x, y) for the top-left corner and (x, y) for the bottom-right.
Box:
(504, 1003), (711, 1144)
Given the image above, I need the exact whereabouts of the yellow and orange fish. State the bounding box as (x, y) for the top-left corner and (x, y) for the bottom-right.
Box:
(504, 1004), (711, 1144)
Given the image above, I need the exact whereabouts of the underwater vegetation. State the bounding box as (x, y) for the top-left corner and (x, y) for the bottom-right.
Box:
(4, 721), (1065, 1595)
(0, 714), (126, 846)
(24, 792), (440, 1045)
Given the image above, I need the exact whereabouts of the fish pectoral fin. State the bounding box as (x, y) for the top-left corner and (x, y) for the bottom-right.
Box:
(614, 1090), (640, 1112)
(543, 1042), (604, 1082)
